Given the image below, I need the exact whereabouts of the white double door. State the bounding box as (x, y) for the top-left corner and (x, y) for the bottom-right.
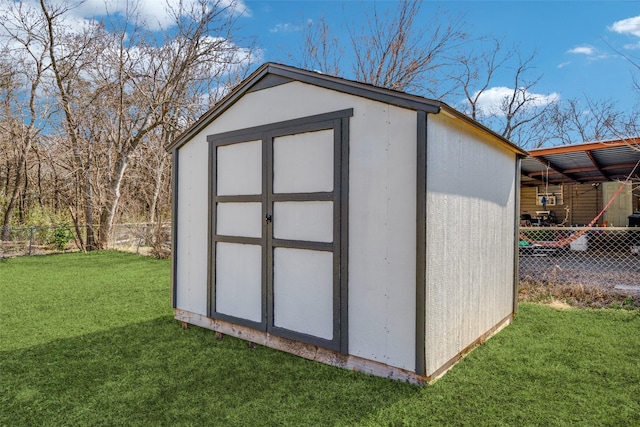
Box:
(209, 115), (347, 351)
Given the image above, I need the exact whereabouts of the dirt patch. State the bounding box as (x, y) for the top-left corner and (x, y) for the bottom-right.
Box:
(519, 278), (640, 310)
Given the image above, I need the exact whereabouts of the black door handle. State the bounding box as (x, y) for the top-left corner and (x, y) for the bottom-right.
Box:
(265, 213), (272, 223)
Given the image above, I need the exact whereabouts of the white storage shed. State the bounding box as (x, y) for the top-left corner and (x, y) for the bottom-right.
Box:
(167, 63), (527, 384)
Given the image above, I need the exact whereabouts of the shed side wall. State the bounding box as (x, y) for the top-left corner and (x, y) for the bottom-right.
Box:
(424, 112), (517, 376)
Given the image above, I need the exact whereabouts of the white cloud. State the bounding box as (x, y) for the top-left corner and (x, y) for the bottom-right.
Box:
(269, 22), (302, 33)
(568, 46), (595, 55)
(15, 0), (252, 32)
(105, 0), (251, 30)
(0, 0), (252, 35)
(467, 86), (560, 117)
(609, 15), (640, 37)
(221, 0), (252, 18)
(0, 1), (256, 83)
(557, 61), (571, 69)
(566, 45), (611, 61)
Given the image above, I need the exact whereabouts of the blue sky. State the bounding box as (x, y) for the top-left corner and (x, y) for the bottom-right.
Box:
(12, 0), (640, 124)
(238, 1), (640, 113)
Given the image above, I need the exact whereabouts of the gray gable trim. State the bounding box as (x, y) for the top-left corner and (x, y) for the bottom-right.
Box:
(246, 74), (294, 93)
(167, 62), (440, 152)
(167, 62), (528, 157)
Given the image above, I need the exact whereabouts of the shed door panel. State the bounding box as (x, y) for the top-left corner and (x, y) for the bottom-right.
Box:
(215, 242), (262, 323)
(269, 130), (335, 342)
(208, 109), (351, 353)
(212, 138), (263, 325)
(273, 130), (334, 193)
(216, 140), (262, 195)
(273, 248), (334, 339)
(273, 201), (333, 243)
(216, 202), (262, 238)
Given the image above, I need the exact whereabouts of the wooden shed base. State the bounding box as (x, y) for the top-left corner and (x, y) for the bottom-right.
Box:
(174, 308), (512, 385)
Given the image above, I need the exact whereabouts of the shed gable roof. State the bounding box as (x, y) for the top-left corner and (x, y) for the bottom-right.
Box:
(167, 62), (527, 156)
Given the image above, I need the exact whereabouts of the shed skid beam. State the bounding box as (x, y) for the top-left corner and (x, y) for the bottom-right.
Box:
(174, 309), (513, 385)
(175, 309), (428, 384)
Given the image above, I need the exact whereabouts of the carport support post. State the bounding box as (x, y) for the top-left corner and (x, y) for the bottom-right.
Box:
(513, 156), (523, 314)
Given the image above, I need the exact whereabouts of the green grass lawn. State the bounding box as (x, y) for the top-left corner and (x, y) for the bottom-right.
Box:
(1, 251), (639, 426)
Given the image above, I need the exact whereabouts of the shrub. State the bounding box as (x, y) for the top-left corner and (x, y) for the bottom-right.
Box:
(51, 226), (74, 250)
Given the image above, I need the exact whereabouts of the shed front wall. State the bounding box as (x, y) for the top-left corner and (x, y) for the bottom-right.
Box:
(424, 112), (517, 377)
(175, 80), (418, 371)
(174, 138), (210, 315)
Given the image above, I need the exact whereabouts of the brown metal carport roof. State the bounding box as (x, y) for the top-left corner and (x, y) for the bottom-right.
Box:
(521, 138), (640, 186)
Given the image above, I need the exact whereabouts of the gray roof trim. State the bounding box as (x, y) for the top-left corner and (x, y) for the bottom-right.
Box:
(167, 62), (527, 156)
(436, 105), (528, 156)
(166, 64), (272, 151)
(270, 64), (443, 113)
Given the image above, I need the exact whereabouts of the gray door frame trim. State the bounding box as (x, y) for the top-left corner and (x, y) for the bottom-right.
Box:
(210, 109), (354, 146)
(206, 109), (353, 353)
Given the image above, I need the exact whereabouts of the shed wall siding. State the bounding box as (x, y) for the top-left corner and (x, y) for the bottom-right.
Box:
(175, 139), (210, 315)
(347, 98), (417, 371)
(424, 113), (516, 376)
(176, 80), (417, 370)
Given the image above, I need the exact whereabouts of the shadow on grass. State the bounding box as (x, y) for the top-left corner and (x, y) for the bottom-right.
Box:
(2, 300), (640, 426)
(0, 315), (418, 426)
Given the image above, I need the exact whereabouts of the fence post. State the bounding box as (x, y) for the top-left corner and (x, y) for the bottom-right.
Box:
(136, 224), (146, 254)
(28, 226), (35, 256)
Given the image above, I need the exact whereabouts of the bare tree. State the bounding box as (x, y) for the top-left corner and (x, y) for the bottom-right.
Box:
(499, 53), (553, 142)
(0, 2), (51, 239)
(450, 38), (515, 121)
(292, 17), (343, 77)
(289, 1), (562, 149)
(451, 40), (557, 149)
(349, 0), (467, 98)
(546, 97), (625, 145)
(289, 0), (467, 98)
(607, 47), (640, 140)
(39, 0), (105, 248)
(38, 0), (253, 249)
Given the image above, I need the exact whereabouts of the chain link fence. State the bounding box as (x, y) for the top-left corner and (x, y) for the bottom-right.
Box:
(4, 223), (639, 295)
(519, 226), (640, 294)
(110, 223), (171, 257)
(0, 223), (171, 258)
(0, 225), (77, 257)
